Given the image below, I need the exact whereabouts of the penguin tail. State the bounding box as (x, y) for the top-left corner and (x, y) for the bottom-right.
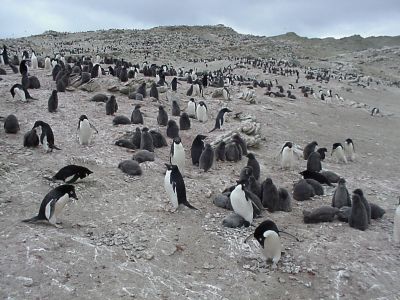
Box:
(43, 175), (55, 182)
(183, 201), (198, 210)
(22, 216), (40, 223)
(50, 144), (61, 150)
(209, 127), (217, 133)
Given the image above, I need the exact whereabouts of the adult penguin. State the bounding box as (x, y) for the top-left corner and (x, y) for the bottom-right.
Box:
(199, 143), (214, 172)
(171, 77), (180, 92)
(187, 98), (196, 118)
(32, 120), (61, 152)
(51, 165), (92, 183)
(106, 95), (118, 116)
(196, 101), (208, 122)
(78, 115), (98, 145)
(344, 138), (356, 161)
(157, 105), (168, 126)
(131, 104), (144, 124)
(48, 90), (58, 113)
(209, 108), (232, 132)
(280, 141), (295, 169)
(3, 114), (20, 134)
(170, 137), (185, 173)
(331, 143), (347, 164)
(19, 59), (28, 75)
(230, 180), (254, 226)
(22, 185), (78, 227)
(164, 164), (197, 211)
(191, 134), (206, 166)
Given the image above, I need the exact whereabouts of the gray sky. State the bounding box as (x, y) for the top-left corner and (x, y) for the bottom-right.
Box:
(1, 0), (399, 39)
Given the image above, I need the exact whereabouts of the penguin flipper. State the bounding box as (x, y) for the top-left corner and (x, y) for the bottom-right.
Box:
(22, 215), (40, 223)
(49, 144), (61, 150)
(209, 127), (217, 133)
(183, 201), (198, 210)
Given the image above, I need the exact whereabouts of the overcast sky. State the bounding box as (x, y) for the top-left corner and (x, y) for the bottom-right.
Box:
(1, 0), (399, 39)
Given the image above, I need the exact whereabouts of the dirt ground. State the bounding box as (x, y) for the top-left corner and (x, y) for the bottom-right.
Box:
(0, 59), (400, 300)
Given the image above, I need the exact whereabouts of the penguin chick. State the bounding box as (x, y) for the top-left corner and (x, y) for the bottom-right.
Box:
(303, 206), (339, 223)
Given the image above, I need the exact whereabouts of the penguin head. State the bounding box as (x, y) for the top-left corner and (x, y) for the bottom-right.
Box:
(264, 177), (273, 185)
(345, 138), (353, 145)
(317, 147), (327, 153)
(197, 134), (207, 140)
(254, 220), (280, 247)
(32, 120), (44, 129)
(351, 193), (361, 205)
(221, 108), (232, 113)
(311, 141), (318, 147)
(135, 127), (141, 133)
(60, 184), (78, 200)
(353, 189), (364, 197)
(283, 141), (293, 149)
(158, 105), (164, 111)
(246, 153), (255, 160)
(173, 137), (181, 145)
(52, 90), (58, 96)
(338, 178), (346, 185)
(142, 127), (149, 132)
(331, 143), (343, 155)
(79, 115), (89, 122)
(236, 178), (248, 189)
(134, 104), (141, 110)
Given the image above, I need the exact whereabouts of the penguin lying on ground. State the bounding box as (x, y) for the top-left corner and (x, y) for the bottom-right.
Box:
(49, 165), (93, 183)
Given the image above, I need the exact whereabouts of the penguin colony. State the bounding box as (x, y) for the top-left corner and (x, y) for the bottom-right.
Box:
(0, 43), (398, 280)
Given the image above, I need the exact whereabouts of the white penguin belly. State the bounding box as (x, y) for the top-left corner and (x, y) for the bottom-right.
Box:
(196, 106), (207, 122)
(164, 171), (178, 209)
(262, 231), (282, 266)
(344, 144), (355, 161)
(334, 147), (347, 164)
(15, 88), (26, 102)
(42, 135), (49, 151)
(281, 147), (294, 169)
(187, 102), (196, 117)
(230, 186), (253, 224)
(79, 120), (92, 145)
(171, 145), (185, 173)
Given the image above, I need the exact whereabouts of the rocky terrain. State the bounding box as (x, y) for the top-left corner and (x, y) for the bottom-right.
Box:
(0, 25), (400, 299)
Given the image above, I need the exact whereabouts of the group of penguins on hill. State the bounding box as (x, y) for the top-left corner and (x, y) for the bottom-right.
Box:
(1, 47), (400, 269)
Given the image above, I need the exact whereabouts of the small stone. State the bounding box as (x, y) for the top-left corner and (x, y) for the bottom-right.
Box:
(278, 277), (286, 283)
(203, 263), (215, 270)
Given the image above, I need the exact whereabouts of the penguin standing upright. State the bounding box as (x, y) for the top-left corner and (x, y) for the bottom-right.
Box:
(199, 143), (214, 172)
(222, 87), (230, 100)
(32, 120), (61, 152)
(140, 127), (154, 152)
(22, 184), (78, 227)
(349, 193), (368, 231)
(230, 180), (254, 226)
(353, 189), (371, 224)
(307, 152), (322, 172)
(196, 101), (208, 122)
(247, 220), (282, 268)
(280, 142), (295, 169)
(187, 98), (197, 118)
(44, 57), (51, 70)
(48, 90), (58, 113)
(105, 95), (118, 115)
(246, 153), (260, 181)
(19, 59), (28, 75)
(171, 77), (179, 92)
(191, 134), (206, 165)
(31, 51), (38, 69)
(331, 143), (347, 164)
(344, 138), (356, 162)
(78, 115), (98, 146)
(171, 100), (181, 116)
(170, 137), (185, 173)
(209, 108), (232, 132)
(23, 128), (39, 147)
(394, 197), (400, 243)
(303, 141), (318, 160)
(157, 106), (168, 126)
(131, 104), (144, 124)
(166, 120), (179, 139)
(179, 113), (191, 130)
(164, 164), (197, 211)
(150, 82), (159, 100)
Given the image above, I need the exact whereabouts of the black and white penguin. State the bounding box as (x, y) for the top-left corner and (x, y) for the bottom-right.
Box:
(196, 101), (208, 122)
(349, 193), (368, 231)
(209, 108), (232, 132)
(303, 141), (318, 160)
(331, 143), (347, 164)
(150, 82), (159, 100)
(371, 107), (380, 116)
(106, 95), (118, 116)
(52, 165), (93, 183)
(166, 120), (179, 139)
(22, 185), (78, 227)
(32, 121), (60, 152)
(140, 127), (154, 152)
(48, 90), (58, 113)
(246, 153), (260, 181)
(171, 100), (181, 117)
(191, 134), (206, 166)
(19, 59), (28, 75)
(215, 141), (226, 161)
(247, 220), (281, 268)
(306, 151), (322, 172)
(170, 137), (185, 173)
(23, 128), (39, 147)
(157, 105), (169, 126)
(179, 112), (191, 130)
(4, 114), (20, 134)
(199, 143), (214, 172)
(344, 138), (356, 161)
(131, 104), (144, 124)
(394, 197), (400, 243)
(171, 77), (180, 92)
(222, 87), (230, 100)
(280, 141), (295, 169)
(332, 178), (351, 208)
(186, 84), (194, 96)
(78, 115), (97, 145)
(230, 180), (254, 226)
(187, 98), (196, 118)
(353, 189), (371, 224)
(164, 164), (197, 211)
(44, 57), (51, 70)
(10, 84), (27, 102)
(91, 64), (101, 78)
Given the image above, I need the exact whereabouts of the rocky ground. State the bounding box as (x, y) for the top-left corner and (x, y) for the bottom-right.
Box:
(1, 28), (400, 300)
